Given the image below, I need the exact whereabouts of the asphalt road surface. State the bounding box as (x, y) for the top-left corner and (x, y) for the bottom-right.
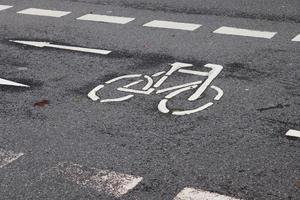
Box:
(0, 0), (299, 199)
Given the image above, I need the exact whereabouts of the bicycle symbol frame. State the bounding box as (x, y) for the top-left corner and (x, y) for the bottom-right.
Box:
(88, 62), (223, 116)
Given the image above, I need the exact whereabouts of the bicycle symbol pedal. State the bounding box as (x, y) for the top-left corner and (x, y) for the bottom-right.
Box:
(88, 62), (223, 116)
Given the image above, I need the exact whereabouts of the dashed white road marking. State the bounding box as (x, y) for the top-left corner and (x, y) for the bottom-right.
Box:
(291, 34), (300, 42)
(286, 129), (300, 138)
(56, 162), (143, 197)
(213, 26), (277, 39)
(0, 5), (12, 11)
(17, 8), (71, 18)
(0, 78), (30, 87)
(143, 20), (201, 31)
(0, 148), (24, 168)
(10, 40), (111, 55)
(77, 14), (135, 24)
(174, 187), (241, 200)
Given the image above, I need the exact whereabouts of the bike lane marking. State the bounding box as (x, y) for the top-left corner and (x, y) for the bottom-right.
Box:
(17, 8), (71, 18)
(0, 5), (12, 11)
(77, 14), (135, 24)
(0, 148), (24, 168)
(55, 162), (143, 198)
(143, 20), (201, 31)
(291, 34), (300, 42)
(0, 78), (30, 87)
(213, 26), (277, 39)
(174, 187), (240, 200)
(286, 129), (300, 138)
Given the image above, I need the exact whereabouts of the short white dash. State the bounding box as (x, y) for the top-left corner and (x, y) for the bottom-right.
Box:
(213, 26), (277, 39)
(291, 34), (300, 42)
(286, 129), (300, 138)
(174, 187), (241, 200)
(0, 148), (24, 168)
(143, 20), (201, 31)
(56, 162), (143, 197)
(17, 8), (71, 17)
(77, 14), (135, 24)
(0, 5), (13, 11)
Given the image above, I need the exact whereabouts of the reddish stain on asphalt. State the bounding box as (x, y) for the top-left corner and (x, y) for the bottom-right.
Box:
(34, 100), (49, 107)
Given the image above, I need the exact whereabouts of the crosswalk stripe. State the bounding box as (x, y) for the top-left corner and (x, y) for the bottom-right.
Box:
(174, 187), (240, 200)
(56, 162), (142, 197)
(286, 129), (300, 138)
(0, 5), (13, 11)
(17, 8), (71, 18)
(143, 20), (201, 31)
(291, 34), (300, 42)
(0, 148), (24, 168)
(213, 26), (277, 39)
(77, 14), (135, 24)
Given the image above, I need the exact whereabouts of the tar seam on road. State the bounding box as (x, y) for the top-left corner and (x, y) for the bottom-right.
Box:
(17, 8), (71, 17)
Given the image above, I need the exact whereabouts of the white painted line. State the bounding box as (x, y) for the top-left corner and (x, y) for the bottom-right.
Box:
(0, 148), (24, 168)
(291, 34), (300, 42)
(286, 129), (300, 138)
(10, 40), (111, 55)
(143, 20), (201, 31)
(0, 5), (13, 11)
(17, 8), (71, 17)
(77, 14), (135, 24)
(0, 78), (30, 87)
(213, 26), (277, 39)
(56, 162), (143, 197)
(174, 187), (240, 200)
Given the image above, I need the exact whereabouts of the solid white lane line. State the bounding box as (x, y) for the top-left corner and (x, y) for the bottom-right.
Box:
(0, 78), (30, 87)
(0, 5), (13, 11)
(56, 162), (143, 197)
(0, 148), (24, 168)
(10, 40), (111, 55)
(213, 26), (277, 39)
(286, 129), (300, 138)
(174, 187), (241, 200)
(143, 20), (201, 31)
(17, 8), (71, 17)
(77, 14), (135, 24)
(291, 34), (300, 42)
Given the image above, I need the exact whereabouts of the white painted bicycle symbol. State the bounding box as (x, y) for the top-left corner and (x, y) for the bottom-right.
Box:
(88, 62), (223, 116)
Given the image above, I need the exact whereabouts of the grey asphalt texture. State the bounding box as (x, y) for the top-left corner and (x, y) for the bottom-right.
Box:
(0, 0), (299, 199)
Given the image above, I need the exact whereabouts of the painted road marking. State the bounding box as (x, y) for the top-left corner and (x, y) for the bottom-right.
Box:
(286, 129), (300, 138)
(291, 34), (300, 42)
(213, 26), (277, 39)
(143, 20), (201, 31)
(0, 5), (12, 11)
(174, 187), (240, 200)
(0, 148), (24, 168)
(0, 78), (29, 87)
(17, 8), (71, 18)
(56, 162), (143, 197)
(10, 40), (111, 55)
(77, 14), (135, 24)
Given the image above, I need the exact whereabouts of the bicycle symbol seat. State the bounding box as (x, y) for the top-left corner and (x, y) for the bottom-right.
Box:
(88, 62), (223, 116)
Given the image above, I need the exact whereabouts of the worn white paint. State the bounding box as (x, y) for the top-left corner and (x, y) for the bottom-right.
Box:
(173, 102), (213, 116)
(291, 34), (300, 42)
(77, 14), (135, 24)
(143, 20), (201, 31)
(10, 40), (111, 55)
(0, 5), (12, 11)
(286, 129), (300, 138)
(56, 162), (143, 197)
(174, 187), (240, 200)
(213, 26), (277, 39)
(0, 78), (29, 87)
(0, 148), (24, 168)
(211, 85), (223, 100)
(17, 8), (71, 17)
